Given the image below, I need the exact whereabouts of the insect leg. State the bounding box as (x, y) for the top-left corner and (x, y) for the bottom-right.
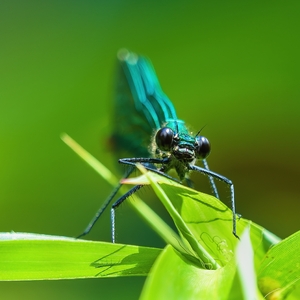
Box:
(77, 166), (135, 239)
(202, 159), (220, 199)
(119, 157), (181, 183)
(189, 164), (238, 239)
(111, 185), (143, 242)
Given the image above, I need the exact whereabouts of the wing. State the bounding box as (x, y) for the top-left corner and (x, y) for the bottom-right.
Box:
(110, 49), (178, 159)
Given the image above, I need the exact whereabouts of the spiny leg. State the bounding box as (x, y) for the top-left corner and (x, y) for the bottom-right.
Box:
(184, 159), (219, 194)
(189, 164), (239, 239)
(111, 185), (143, 243)
(77, 166), (135, 239)
(78, 157), (174, 241)
(202, 159), (220, 199)
(119, 157), (181, 183)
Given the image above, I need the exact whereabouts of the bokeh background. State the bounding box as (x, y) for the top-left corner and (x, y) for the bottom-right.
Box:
(1, 1), (299, 299)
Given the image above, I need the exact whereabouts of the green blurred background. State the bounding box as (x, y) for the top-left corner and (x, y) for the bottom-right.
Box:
(1, 1), (299, 299)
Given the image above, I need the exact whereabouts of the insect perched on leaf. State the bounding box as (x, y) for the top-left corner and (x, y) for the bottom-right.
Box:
(78, 49), (238, 241)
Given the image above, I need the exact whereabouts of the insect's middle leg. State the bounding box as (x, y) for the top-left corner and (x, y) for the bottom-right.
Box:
(111, 184), (143, 242)
(77, 166), (135, 239)
(202, 159), (219, 199)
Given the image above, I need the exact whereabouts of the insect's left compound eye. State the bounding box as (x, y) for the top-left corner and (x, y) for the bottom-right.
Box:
(195, 136), (211, 159)
(155, 127), (174, 151)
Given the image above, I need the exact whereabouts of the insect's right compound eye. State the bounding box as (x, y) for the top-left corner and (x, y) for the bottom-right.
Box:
(155, 127), (174, 151)
(195, 136), (211, 159)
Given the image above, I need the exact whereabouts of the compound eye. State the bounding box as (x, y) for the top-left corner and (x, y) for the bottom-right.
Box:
(195, 136), (211, 159)
(155, 127), (174, 151)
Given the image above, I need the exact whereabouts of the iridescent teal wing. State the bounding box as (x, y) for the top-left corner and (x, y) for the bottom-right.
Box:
(110, 49), (178, 159)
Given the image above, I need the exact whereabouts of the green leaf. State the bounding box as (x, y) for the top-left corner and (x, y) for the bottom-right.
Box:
(257, 230), (300, 299)
(0, 232), (161, 280)
(61, 133), (119, 186)
(123, 169), (286, 299)
(140, 243), (265, 300)
(124, 167), (281, 267)
(236, 227), (263, 299)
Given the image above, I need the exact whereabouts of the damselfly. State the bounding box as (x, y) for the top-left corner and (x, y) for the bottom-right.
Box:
(78, 49), (238, 241)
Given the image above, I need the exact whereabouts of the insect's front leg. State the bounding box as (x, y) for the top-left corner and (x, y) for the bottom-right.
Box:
(119, 157), (181, 183)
